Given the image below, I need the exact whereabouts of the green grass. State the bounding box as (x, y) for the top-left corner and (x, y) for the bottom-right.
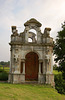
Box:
(0, 69), (64, 100)
(0, 83), (65, 100)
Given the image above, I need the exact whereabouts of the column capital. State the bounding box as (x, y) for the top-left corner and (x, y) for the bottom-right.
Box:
(39, 59), (43, 63)
(21, 59), (25, 63)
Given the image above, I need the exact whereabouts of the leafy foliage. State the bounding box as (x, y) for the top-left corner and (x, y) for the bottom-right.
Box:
(54, 22), (65, 79)
(55, 74), (65, 94)
(53, 64), (58, 70)
(0, 71), (8, 81)
(0, 61), (10, 67)
(0, 64), (9, 81)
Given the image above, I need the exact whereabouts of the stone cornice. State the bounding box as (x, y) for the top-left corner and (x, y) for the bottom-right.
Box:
(9, 42), (53, 47)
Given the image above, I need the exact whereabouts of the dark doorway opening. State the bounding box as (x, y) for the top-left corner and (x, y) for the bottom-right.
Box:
(25, 52), (39, 81)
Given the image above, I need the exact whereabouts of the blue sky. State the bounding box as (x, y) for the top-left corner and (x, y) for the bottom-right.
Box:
(0, 0), (65, 61)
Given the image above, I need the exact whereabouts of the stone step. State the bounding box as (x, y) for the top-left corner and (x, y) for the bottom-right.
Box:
(26, 81), (38, 84)
(21, 81), (38, 84)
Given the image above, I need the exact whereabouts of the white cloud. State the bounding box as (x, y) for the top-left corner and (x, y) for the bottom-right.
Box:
(0, 0), (65, 61)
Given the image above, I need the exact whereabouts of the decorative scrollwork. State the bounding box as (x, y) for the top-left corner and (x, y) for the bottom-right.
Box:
(45, 55), (50, 64)
(14, 54), (19, 63)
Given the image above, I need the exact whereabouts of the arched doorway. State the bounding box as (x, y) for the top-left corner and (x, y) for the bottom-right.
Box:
(25, 52), (39, 81)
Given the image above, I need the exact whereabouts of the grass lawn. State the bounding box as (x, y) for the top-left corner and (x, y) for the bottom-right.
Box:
(0, 69), (65, 100)
(0, 83), (65, 100)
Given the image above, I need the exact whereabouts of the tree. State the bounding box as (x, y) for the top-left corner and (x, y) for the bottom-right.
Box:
(54, 22), (65, 79)
(0, 61), (10, 71)
(53, 64), (58, 70)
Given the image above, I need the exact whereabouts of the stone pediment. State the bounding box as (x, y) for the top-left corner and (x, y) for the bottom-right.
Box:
(24, 18), (42, 27)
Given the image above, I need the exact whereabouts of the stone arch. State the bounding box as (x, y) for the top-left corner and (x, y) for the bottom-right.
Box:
(24, 24), (41, 43)
(28, 29), (37, 42)
(24, 50), (41, 59)
(28, 26), (38, 31)
(27, 25), (40, 35)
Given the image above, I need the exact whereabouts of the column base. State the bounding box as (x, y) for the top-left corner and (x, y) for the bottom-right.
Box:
(45, 74), (55, 87)
(38, 73), (45, 83)
(38, 73), (55, 87)
(8, 73), (55, 87)
(8, 73), (25, 83)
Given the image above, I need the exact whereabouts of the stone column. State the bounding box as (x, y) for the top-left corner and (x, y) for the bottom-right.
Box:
(51, 53), (53, 73)
(43, 47), (46, 74)
(37, 29), (41, 43)
(39, 59), (43, 74)
(22, 59), (25, 74)
(38, 59), (43, 83)
(11, 48), (14, 73)
(24, 27), (29, 43)
(20, 59), (25, 82)
(10, 48), (12, 73)
(39, 62), (41, 74)
(43, 60), (45, 74)
(22, 62), (25, 74)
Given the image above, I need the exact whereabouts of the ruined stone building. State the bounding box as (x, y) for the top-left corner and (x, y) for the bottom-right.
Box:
(8, 18), (55, 86)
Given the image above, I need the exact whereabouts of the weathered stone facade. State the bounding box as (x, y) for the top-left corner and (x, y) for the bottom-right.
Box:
(8, 18), (55, 86)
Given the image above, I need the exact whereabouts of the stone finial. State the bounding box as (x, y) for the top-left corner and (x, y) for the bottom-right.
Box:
(45, 28), (51, 31)
(11, 26), (18, 35)
(44, 28), (51, 37)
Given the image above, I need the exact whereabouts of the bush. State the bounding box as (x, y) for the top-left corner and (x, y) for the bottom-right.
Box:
(53, 64), (58, 70)
(55, 74), (65, 94)
(0, 69), (3, 72)
(0, 71), (8, 81)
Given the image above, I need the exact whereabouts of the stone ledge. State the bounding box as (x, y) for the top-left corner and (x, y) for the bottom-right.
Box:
(9, 42), (53, 47)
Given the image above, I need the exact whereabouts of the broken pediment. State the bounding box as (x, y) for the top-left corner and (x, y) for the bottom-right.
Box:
(10, 18), (53, 44)
(24, 18), (42, 27)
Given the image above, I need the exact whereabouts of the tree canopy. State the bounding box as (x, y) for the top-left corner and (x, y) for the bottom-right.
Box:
(54, 22), (65, 79)
(0, 61), (10, 67)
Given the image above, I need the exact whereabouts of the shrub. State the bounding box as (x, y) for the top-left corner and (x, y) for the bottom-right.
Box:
(0, 71), (8, 81)
(54, 74), (65, 94)
(0, 69), (3, 72)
